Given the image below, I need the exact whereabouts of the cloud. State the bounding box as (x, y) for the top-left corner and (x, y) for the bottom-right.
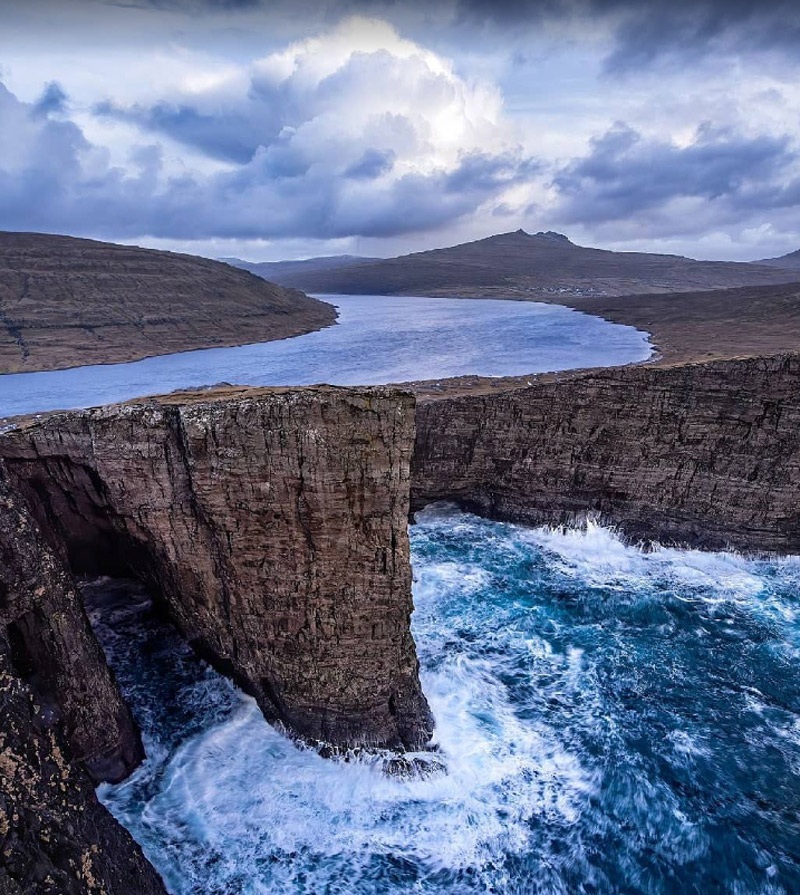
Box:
(32, 81), (68, 118)
(344, 148), (395, 179)
(0, 18), (535, 242)
(551, 121), (800, 236)
(596, 0), (800, 73)
(102, 0), (260, 9)
(5, 6), (800, 258)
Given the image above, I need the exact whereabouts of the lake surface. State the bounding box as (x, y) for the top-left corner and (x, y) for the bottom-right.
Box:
(95, 506), (800, 895)
(0, 294), (651, 417)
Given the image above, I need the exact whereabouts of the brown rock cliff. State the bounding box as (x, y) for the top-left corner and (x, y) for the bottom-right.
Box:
(0, 470), (165, 895)
(1, 386), (433, 751)
(412, 353), (800, 553)
(0, 464), (142, 784)
(0, 646), (165, 895)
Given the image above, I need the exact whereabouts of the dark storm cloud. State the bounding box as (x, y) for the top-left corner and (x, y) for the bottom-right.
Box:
(553, 122), (798, 224)
(92, 0), (800, 75)
(444, 152), (540, 194)
(596, 0), (800, 72)
(103, 0), (260, 9)
(95, 100), (267, 164)
(344, 148), (395, 179)
(449, 0), (800, 70)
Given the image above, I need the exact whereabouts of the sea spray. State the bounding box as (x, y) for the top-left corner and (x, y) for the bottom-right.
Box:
(96, 507), (800, 895)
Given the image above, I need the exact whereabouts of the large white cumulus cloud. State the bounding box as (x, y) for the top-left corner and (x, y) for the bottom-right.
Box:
(0, 17), (534, 242)
(5, 10), (800, 259)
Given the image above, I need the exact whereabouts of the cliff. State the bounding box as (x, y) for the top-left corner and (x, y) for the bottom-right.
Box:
(0, 650), (166, 895)
(0, 464), (142, 784)
(413, 353), (800, 553)
(1, 386), (432, 751)
(0, 469), (165, 895)
(0, 231), (337, 373)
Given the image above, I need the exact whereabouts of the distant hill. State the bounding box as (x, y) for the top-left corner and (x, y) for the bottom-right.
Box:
(222, 254), (379, 285)
(272, 230), (800, 298)
(0, 232), (336, 374)
(756, 249), (800, 270)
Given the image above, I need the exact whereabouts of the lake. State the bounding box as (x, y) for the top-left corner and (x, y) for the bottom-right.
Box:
(0, 294), (651, 417)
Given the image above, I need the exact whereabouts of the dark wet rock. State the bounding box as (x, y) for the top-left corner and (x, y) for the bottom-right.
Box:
(0, 639), (165, 895)
(0, 467), (164, 894)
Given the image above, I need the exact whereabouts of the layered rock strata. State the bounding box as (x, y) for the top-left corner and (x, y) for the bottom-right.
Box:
(413, 353), (800, 553)
(0, 644), (166, 895)
(1, 386), (432, 751)
(0, 231), (337, 373)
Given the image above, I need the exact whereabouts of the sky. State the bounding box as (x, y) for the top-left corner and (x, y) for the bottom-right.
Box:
(2, 0), (800, 261)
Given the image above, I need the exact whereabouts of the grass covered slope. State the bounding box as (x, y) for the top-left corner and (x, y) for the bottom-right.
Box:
(0, 232), (337, 373)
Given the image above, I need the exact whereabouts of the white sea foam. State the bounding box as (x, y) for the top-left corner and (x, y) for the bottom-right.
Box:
(99, 506), (800, 895)
(111, 643), (594, 892)
(519, 516), (767, 599)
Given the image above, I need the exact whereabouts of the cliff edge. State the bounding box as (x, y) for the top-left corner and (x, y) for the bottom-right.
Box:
(1, 386), (432, 751)
(413, 353), (800, 553)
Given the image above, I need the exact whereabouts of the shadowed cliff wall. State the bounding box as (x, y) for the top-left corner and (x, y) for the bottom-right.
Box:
(0, 643), (166, 895)
(0, 463), (142, 784)
(413, 353), (800, 553)
(1, 386), (432, 752)
(0, 467), (165, 895)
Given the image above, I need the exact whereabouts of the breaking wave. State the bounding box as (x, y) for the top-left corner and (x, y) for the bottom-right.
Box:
(96, 506), (800, 894)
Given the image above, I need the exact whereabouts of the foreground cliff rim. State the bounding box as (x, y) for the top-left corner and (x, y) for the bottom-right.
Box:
(1, 384), (433, 754)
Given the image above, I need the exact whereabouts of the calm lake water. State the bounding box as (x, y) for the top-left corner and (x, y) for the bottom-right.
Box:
(96, 507), (800, 895)
(0, 294), (651, 417)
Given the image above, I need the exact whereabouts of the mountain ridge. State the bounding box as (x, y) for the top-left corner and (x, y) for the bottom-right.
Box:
(264, 229), (800, 298)
(222, 253), (380, 284)
(757, 248), (800, 270)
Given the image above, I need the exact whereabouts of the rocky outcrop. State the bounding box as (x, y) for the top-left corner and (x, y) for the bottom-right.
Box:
(0, 643), (165, 895)
(0, 465), (142, 784)
(0, 231), (337, 373)
(1, 386), (432, 751)
(412, 353), (800, 553)
(0, 470), (165, 895)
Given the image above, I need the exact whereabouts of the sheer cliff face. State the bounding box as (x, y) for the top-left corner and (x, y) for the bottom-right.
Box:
(1, 387), (433, 752)
(0, 465), (142, 784)
(413, 354), (800, 553)
(0, 470), (165, 895)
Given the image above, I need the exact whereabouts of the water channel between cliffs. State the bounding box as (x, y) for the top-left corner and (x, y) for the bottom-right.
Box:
(92, 505), (800, 895)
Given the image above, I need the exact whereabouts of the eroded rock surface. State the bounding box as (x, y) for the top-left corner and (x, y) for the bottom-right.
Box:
(413, 353), (800, 553)
(0, 465), (142, 784)
(0, 469), (164, 895)
(1, 386), (432, 751)
(0, 644), (165, 895)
